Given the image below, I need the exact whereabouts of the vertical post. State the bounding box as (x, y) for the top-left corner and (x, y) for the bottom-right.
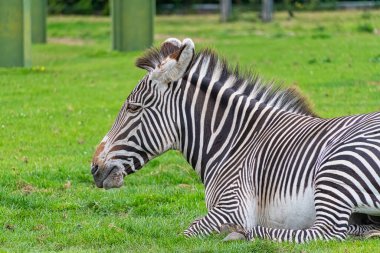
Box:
(220, 0), (232, 22)
(0, 0), (31, 67)
(31, 0), (47, 44)
(261, 0), (273, 22)
(111, 0), (155, 52)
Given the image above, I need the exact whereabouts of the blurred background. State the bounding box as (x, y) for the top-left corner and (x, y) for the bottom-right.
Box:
(47, 0), (380, 17)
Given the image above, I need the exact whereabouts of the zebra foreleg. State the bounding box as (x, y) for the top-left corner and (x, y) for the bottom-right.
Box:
(245, 222), (349, 243)
(184, 208), (233, 237)
(348, 224), (380, 238)
(184, 180), (244, 237)
(348, 214), (380, 237)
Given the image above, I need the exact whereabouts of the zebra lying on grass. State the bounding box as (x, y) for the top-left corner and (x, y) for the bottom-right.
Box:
(91, 38), (380, 243)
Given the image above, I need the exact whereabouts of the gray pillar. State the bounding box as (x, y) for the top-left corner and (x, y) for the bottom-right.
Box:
(111, 0), (155, 52)
(0, 0), (31, 67)
(220, 0), (232, 22)
(31, 0), (47, 44)
(261, 0), (273, 22)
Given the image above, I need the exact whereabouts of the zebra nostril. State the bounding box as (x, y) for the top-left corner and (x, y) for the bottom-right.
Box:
(91, 164), (99, 175)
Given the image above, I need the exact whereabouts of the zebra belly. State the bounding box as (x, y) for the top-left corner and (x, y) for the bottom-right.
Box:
(256, 187), (316, 229)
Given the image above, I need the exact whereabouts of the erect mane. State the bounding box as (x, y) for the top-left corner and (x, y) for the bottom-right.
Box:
(190, 49), (316, 116)
(136, 45), (316, 117)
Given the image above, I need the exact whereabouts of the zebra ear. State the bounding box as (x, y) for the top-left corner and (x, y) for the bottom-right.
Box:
(160, 38), (182, 56)
(135, 38), (181, 72)
(151, 38), (195, 83)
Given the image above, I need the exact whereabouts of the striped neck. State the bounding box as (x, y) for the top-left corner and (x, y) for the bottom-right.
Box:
(172, 50), (315, 182)
(175, 70), (266, 182)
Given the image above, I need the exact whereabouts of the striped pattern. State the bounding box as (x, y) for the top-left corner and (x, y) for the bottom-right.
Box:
(93, 39), (380, 242)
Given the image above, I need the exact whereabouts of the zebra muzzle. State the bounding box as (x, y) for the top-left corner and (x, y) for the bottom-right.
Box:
(102, 166), (124, 189)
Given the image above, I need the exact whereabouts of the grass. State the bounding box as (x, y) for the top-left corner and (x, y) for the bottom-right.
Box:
(0, 10), (380, 252)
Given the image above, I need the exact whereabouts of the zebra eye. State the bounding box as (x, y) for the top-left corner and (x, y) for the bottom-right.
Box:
(126, 102), (141, 112)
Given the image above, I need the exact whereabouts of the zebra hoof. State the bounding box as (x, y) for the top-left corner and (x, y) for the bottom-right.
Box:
(220, 223), (244, 235)
(223, 231), (246, 241)
(364, 230), (380, 239)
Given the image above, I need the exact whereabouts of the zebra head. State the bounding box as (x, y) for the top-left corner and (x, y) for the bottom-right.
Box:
(91, 38), (195, 189)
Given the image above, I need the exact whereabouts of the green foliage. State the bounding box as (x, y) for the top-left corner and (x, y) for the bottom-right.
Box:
(48, 0), (109, 15)
(1, 10), (380, 252)
(357, 22), (375, 33)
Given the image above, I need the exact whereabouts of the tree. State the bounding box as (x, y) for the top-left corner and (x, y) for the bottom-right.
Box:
(261, 0), (273, 22)
(220, 0), (232, 22)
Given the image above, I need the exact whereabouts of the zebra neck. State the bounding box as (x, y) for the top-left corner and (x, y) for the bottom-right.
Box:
(174, 72), (270, 183)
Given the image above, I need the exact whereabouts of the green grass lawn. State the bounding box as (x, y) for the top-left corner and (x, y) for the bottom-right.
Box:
(0, 10), (380, 252)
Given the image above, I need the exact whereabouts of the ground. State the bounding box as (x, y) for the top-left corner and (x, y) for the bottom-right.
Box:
(0, 10), (380, 252)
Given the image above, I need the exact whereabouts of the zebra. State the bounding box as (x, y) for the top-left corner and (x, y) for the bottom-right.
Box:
(91, 38), (380, 243)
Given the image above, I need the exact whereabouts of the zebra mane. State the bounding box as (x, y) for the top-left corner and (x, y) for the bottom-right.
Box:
(136, 44), (316, 117)
(191, 49), (316, 116)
